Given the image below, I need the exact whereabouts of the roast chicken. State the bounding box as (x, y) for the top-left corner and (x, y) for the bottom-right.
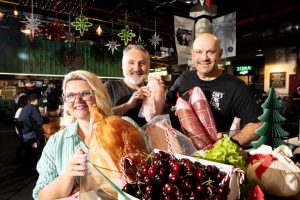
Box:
(89, 105), (148, 198)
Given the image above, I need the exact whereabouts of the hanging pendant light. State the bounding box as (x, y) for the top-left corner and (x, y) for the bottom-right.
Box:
(13, 9), (19, 16)
(96, 25), (103, 36)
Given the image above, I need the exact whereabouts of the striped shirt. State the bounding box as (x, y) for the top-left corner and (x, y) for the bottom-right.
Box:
(32, 116), (141, 200)
(33, 121), (87, 200)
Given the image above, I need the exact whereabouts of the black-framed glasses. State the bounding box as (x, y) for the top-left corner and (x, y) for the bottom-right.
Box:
(63, 89), (94, 103)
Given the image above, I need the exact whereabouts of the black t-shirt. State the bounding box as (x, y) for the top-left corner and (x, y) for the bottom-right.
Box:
(18, 104), (43, 134)
(167, 70), (262, 132)
(104, 79), (147, 127)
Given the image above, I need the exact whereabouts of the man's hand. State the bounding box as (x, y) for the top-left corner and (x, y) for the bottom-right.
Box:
(217, 132), (223, 140)
(126, 87), (151, 110)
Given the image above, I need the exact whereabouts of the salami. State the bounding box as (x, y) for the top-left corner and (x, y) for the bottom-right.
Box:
(189, 87), (218, 142)
(175, 97), (214, 150)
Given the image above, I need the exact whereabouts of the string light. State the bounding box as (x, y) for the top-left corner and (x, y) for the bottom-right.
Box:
(13, 9), (19, 16)
(96, 25), (103, 36)
(0, 12), (4, 20)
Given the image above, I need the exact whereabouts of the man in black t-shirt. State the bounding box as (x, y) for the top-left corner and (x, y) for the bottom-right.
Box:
(104, 45), (152, 127)
(167, 33), (262, 147)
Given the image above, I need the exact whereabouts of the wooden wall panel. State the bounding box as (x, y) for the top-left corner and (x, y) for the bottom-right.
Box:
(0, 35), (123, 78)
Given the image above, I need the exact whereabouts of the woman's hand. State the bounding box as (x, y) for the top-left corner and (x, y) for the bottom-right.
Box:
(64, 149), (87, 180)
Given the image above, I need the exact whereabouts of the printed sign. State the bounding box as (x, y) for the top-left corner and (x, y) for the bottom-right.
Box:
(270, 72), (286, 88)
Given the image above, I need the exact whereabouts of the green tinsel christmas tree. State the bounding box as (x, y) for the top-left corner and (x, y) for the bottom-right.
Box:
(251, 87), (289, 149)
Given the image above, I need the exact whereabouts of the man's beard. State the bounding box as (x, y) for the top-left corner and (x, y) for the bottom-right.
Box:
(124, 72), (147, 86)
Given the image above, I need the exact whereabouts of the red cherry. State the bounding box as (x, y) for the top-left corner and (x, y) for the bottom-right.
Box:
(136, 171), (144, 181)
(145, 185), (154, 195)
(180, 178), (194, 191)
(195, 183), (205, 194)
(171, 162), (181, 173)
(215, 172), (225, 183)
(139, 165), (149, 176)
(163, 183), (176, 195)
(169, 171), (180, 183)
(148, 165), (158, 177)
(196, 168), (207, 182)
(143, 176), (153, 186)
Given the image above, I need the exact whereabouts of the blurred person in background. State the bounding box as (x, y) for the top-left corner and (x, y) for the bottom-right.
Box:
(18, 93), (43, 141)
(14, 94), (29, 120)
(45, 81), (61, 113)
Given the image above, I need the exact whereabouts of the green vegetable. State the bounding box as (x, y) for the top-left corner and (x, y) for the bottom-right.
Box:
(193, 135), (247, 169)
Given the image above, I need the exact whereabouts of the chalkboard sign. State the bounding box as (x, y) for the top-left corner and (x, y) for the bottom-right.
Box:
(270, 72), (286, 88)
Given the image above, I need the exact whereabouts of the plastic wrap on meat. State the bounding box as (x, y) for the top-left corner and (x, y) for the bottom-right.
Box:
(175, 97), (214, 150)
(139, 76), (165, 122)
(189, 87), (218, 142)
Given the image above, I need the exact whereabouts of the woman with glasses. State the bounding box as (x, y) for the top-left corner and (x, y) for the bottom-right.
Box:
(33, 70), (113, 200)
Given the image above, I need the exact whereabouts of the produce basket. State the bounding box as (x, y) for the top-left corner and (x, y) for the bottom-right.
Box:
(118, 150), (244, 200)
(79, 149), (244, 200)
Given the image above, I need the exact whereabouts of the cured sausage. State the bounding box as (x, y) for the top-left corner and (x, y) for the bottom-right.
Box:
(175, 97), (214, 150)
(189, 87), (218, 142)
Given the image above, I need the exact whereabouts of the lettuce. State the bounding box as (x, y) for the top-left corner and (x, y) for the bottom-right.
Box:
(194, 135), (247, 169)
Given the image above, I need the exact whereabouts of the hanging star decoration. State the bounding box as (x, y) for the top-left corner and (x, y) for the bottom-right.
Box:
(149, 33), (162, 50)
(20, 0), (42, 41)
(148, 19), (162, 50)
(118, 25), (136, 45)
(71, 14), (93, 36)
(21, 14), (42, 40)
(45, 21), (66, 40)
(105, 40), (121, 55)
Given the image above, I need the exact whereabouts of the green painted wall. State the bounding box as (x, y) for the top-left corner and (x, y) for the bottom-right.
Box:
(0, 33), (123, 78)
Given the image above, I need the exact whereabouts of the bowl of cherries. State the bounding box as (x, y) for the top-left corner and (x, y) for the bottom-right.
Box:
(121, 150), (234, 200)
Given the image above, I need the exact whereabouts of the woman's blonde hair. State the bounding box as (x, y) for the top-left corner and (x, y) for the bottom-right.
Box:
(62, 70), (112, 124)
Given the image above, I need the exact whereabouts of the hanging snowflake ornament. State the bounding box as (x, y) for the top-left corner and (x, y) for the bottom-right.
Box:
(105, 40), (121, 55)
(148, 18), (162, 50)
(118, 25), (136, 45)
(71, 14), (93, 36)
(21, 9), (42, 41)
(149, 33), (162, 50)
(45, 21), (66, 40)
(20, 0), (42, 42)
(21, 15), (41, 33)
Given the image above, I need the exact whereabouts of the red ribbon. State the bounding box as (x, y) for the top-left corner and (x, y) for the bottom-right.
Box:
(249, 154), (277, 179)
